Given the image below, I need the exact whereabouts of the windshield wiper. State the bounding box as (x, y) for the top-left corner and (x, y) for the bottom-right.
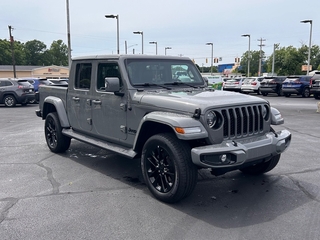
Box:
(134, 83), (171, 90)
(164, 81), (199, 88)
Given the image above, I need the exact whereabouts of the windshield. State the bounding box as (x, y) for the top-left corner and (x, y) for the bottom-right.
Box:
(125, 59), (204, 87)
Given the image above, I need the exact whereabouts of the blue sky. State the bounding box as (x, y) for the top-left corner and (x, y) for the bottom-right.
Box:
(1, 0), (319, 67)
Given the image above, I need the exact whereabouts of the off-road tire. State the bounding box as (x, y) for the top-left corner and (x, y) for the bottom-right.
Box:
(141, 133), (198, 203)
(45, 112), (71, 153)
(239, 154), (281, 175)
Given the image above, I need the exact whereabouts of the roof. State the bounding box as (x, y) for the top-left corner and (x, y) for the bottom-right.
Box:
(0, 65), (42, 71)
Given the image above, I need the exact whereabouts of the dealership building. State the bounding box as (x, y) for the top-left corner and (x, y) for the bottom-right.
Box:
(0, 65), (69, 79)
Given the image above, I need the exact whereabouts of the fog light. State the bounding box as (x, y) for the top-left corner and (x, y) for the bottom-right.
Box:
(220, 154), (227, 162)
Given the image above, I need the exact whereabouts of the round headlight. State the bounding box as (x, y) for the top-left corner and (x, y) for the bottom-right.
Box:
(206, 111), (217, 128)
(261, 105), (269, 120)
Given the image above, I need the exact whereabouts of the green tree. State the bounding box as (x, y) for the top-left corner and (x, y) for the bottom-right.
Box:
(24, 39), (47, 65)
(0, 39), (12, 64)
(240, 50), (264, 76)
(47, 40), (68, 66)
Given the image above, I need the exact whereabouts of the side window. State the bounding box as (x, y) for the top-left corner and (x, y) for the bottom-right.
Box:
(75, 63), (92, 90)
(96, 63), (121, 91)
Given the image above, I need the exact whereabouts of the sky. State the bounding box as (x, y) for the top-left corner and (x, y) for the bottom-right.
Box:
(1, 0), (320, 67)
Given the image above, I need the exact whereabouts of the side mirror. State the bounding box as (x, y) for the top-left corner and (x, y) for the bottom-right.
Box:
(105, 77), (120, 92)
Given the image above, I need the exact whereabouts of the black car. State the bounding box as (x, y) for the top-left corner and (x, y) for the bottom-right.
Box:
(282, 75), (312, 98)
(310, 71), (320, 99)
(260, 76), (286, 96)
(0, 78), (35, 107)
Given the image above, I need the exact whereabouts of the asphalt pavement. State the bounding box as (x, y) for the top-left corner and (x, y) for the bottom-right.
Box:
(0, 94), (319, 240)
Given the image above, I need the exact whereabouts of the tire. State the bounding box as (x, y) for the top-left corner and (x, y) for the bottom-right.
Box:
(284, 93), (291, 97)
(302, 88), (310, 98)
(141, 133), (198, 203)
(4, 95), (16, 107)
(240, 154), (281, 175)
(44, 112), (71, 153)
(257, 88), (261, 95)
(262, 92), (268, 96)
(314, 93), (320, 100)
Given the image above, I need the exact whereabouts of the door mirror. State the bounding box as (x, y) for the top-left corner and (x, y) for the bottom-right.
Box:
(105, 77), (120, 92)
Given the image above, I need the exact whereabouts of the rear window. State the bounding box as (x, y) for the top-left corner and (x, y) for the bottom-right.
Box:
(17, 80), (32, 86)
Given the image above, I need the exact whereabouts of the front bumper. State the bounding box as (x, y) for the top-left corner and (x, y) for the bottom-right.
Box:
(191, 129), (291, 168)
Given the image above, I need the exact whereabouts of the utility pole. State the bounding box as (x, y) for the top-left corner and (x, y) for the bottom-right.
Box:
(8, 26), (16, 78)
(257, 38), (266, 76)
(272, 43), (280, 76)
(66, 0), (72, 67)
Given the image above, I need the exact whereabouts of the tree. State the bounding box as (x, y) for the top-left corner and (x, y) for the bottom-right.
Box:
(0, 39), (12, 65)
(240, 50), (264, 76)
(24, 40), (47, 65)
(47, 40), (68, 66)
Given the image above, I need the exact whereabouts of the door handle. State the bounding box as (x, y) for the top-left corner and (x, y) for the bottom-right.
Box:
(92, 100), (102, 105)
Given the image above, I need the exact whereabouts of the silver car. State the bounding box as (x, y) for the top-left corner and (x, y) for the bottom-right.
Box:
(241, 77), (264, 95)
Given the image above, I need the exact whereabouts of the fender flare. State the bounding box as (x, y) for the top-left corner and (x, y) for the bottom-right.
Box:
(43, 96), (70, 127)
(133, 111), (208, 150)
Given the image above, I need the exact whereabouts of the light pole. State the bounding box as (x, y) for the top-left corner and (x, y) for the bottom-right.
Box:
(206, 42), (213, 75)
(149, 41), (157, 55)
(133, 31), (143, 54)
(105, 14), (119, 54)
(66, 0), (72, 67)
(300, 19), (313, 75)
(272, 43), (280, 76)
(165, 47), (171, 55)
(241, 34), (251, 77)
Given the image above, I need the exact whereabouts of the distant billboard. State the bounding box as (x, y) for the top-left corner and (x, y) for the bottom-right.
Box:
(301, 65), (312, 71)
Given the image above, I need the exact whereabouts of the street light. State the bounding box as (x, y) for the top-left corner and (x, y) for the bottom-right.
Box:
(300, 19), (313, 75)
(165, 47), (171, 55)
(241, 34), (251, 77)
(133, 31), (143, 54)
(105, 14), (119, 54)
(149, 41), (157, 55)
(206, 42), (213, 75)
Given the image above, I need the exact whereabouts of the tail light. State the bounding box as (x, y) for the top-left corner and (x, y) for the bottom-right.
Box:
(251, 82), (257, 85)
(18, 85), (23, 89)
(234, 82), (239, 84)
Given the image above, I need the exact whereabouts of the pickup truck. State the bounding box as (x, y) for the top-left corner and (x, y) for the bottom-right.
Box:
(36, 55), (291, 203)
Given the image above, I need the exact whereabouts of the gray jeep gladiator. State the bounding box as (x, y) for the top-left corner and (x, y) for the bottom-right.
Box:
(36, 55), (291, 203)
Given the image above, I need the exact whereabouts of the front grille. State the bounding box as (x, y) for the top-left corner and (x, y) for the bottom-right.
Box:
(221, 105), (265, 139)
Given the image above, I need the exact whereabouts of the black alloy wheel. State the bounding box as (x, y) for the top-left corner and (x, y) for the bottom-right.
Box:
(45, 112), (71, 153)
(141, 133), (197, 203)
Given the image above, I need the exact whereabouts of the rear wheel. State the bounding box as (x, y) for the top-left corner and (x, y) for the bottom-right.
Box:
(4, 95), (16, 107)
(262, 92), (268, 96)
(141, 133), (198, 203)
(284, 93), (291, 97)
(45, 112), (71, 153)
(240, 154), (280, 175)
(302, 88), (310, 98)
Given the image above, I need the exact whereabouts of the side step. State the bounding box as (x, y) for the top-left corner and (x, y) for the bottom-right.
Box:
(62, 129), (137, 159)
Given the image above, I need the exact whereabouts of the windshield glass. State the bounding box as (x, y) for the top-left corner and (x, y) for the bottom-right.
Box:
(125, 59), (204, 86)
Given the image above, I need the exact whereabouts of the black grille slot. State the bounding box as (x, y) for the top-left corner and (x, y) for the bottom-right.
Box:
(222, 105), (264, 139)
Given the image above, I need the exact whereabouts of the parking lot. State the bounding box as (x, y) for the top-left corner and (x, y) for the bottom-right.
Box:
(0, 95), (320, 240)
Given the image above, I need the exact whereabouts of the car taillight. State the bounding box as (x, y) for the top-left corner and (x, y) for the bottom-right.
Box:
(251, 82), (257, 85)
(18, 85), (23, 89)
(235, 82), (239, 84)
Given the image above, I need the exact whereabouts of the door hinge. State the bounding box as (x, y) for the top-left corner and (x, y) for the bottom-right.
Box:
(120, 125), (127, 133)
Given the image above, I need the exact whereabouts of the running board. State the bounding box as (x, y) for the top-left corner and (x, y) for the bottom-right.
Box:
(62, 129), (137, 159)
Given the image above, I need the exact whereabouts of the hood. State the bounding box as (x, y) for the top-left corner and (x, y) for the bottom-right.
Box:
(132, 89), (267, 113)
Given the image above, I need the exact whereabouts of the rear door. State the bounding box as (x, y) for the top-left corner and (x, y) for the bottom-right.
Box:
(67, 62), (93, 132)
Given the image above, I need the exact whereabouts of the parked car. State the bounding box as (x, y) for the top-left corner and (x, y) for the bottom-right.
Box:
(0, 78), (35, 107)
(309, 71), (320, 99)
(260, 76), (287, 96)
(223, 77), (244, 92)
(241, 77), (264, 94)
(282, 75), (312, 98)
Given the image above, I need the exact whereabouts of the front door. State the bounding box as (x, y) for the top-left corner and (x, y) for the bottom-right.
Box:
(91, 62), (127, 141)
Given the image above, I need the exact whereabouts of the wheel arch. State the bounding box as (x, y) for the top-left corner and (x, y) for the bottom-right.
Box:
(133, 111), (208, 154)
(42, 96), (70, 127)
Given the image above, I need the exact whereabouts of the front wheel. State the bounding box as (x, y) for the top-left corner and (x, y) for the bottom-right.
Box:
(239, 154), (281, 175)
(45, 112), (71, 153)
(141, 133), (198, 203)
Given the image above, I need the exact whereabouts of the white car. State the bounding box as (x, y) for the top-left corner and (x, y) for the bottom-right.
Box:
(223, 78), (244, 92)
(241, 77), (264, 94)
